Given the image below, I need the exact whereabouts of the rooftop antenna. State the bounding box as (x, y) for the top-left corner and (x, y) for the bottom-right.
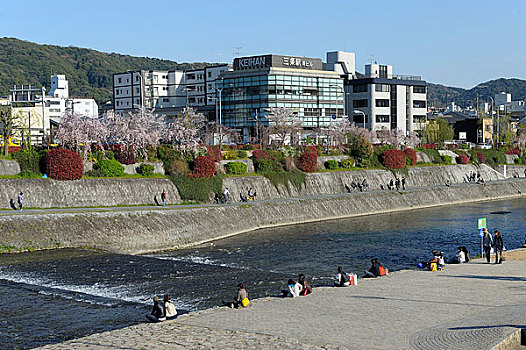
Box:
(368, 55), (375, 64)
(233, 47), (242, 58)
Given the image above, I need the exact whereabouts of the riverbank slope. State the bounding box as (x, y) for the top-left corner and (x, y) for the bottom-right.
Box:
(1, 179), (525, 254)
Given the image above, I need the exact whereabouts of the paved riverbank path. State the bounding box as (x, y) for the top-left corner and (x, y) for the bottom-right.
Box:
(38, 250), (526, 350)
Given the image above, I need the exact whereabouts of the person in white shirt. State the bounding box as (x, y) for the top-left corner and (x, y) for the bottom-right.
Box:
(456, 247), (466, 263)
(283, 279), (302, 297)
(163, 295), (177, 320)
(334, 266), (350, 287)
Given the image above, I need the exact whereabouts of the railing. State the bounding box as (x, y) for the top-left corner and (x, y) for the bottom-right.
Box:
(393, 75), (422, 81)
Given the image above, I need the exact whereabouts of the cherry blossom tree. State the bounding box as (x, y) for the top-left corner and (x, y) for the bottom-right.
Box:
(162, 108), (204, 152)
(327, 118), (352, 149)
(56, 112), (107, 159)
(266, 107), (303, 145)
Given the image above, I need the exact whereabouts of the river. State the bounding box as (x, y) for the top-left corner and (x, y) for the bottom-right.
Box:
(1, 197), (525, 349)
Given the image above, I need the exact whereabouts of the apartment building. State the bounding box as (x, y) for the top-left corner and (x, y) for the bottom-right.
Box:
(344, 62), (427, 135)
(113, 70), (185, 116)
(113, 65), (230, 117)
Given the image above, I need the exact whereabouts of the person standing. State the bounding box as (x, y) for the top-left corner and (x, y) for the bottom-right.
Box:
(401, 177), (406, 190)
(482, 228), (493, 263)
(222, 187), (230, 203)
(493, 230), (504, 264)
(17, 192), (23, 211)
(161, 190), (166, 206)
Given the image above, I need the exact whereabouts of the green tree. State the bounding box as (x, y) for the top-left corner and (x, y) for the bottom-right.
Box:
(0, 105), (22, 157)
(426, 118), (453, 143)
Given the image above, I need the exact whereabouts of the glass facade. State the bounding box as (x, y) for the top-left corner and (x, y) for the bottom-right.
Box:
(216, 71), (344, 130)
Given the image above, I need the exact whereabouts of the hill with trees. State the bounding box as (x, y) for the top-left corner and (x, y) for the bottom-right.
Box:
(0, 37), (217, 104)
(427, 78), (526, 108)
(2, 37), (526, 109)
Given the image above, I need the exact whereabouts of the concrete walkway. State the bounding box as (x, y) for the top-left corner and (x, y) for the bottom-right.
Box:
(38, 254), (526, 350)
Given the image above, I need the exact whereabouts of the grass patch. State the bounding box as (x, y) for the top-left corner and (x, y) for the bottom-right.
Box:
(170, 175), (222, 202)
(261, 171), (306, 194)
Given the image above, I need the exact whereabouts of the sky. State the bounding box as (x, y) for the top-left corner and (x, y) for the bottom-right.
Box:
(1, 0), (525, 88)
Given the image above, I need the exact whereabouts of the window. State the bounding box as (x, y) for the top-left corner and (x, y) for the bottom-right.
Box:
(162, 87), (167, 91)
(376, 115), (389, 123)
(376, 99), (389, 107)
(118, 78), (122, 83)
(162, 75), (167, 79)
(375, 84), (390, 92)
(197, 86), (203, 92)
(413, 86), (426, 94)
(197, 74), (203, 80)
(325, 108), (344, 116)
(486, 125), (491, 132)
(162, 98), (169, 102)
(379, 65), (388, 78)
(353, 84), (368, 93)
(353, 99), (368, 108)
(353, 114), (368, 124)
(304, 108), (320, 116)
(208, 72), (212, 78)
(188, 97), (196, 103)
(413, 100), (426, 108)
(136, 76), (140, 82)
(187, 73), (196, 80)
(413, 115), (426, 123)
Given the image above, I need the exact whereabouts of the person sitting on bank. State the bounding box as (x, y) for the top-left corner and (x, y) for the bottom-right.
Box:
(438, 251), (445, 269)
(334, 266), (350, 287)
(240, 192), (248, 202)
(364, 258), (379, 278)
(282, 278), (302, 297)
(146, 296), (166, 323)
(223, 283), (251, 308)
(298, 274), (312, 296)
(163, 295), (177, 320)
(455, 247), (466, 264)
(428, 250), (440, 271)
(461, 246), (471, 262)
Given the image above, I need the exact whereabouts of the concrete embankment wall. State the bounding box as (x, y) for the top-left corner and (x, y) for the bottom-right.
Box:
(0, 178), (180, 209)
(0, 164), (507, 208)
(2, 180), (525, 254)
(223, 164), (506, 201)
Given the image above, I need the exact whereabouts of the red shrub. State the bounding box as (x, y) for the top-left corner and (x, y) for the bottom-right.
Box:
(477, 152), (484, 163)
(116, 150), (136, 165)
(305, 145), (317, 154)
(457, 154), (469, 164)
(44, 149), (84, 180)
(297, 152), (318, 172)
(252, 149), (269, 159)
(506, 148), (520, 155)
(404, 148), (417, 166)
(206, 146), (222, 162)
(423, 143), (437, 149)
(190, 156), (216, 178)
(8, 146), (21, 153)
(381, 150), (406, 169)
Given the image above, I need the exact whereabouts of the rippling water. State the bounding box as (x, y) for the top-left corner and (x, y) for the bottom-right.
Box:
(1, 198), (525, 349)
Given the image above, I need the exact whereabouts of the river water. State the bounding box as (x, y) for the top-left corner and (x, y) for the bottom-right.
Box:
(1, 198), (525, 349)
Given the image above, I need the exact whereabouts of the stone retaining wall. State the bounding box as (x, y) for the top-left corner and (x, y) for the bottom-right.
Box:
(0, 178), (180, 209)
(0, 159), (21, 176)
(223, 164), (506, 201)
(1, 180), (525, 254)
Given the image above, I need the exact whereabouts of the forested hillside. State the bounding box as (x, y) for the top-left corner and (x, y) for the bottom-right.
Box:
(0, 37), (217, 104)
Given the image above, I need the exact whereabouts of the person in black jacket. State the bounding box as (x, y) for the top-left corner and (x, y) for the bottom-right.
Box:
(146, 296), (166, 322)
(493, 230), (504, 264)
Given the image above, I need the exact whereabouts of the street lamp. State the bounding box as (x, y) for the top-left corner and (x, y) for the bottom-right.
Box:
(353, 110), (366, 129)
(329, 84), (347, 118)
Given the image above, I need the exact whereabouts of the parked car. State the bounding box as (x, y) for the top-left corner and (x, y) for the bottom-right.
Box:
(477, 143), (492, 149)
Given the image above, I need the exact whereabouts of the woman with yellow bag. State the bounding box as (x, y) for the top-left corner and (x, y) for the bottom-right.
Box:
(224, 283), (251, 308)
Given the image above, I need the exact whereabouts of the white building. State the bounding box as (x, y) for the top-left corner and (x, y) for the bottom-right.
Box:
(495, 92), (512, 107)
(113, 65), (230, 117)
(343, 60), (427, 135)
(45, 75), (98, 123)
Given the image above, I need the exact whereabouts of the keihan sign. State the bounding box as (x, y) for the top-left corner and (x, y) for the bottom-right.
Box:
(234, 55), (322, 71)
